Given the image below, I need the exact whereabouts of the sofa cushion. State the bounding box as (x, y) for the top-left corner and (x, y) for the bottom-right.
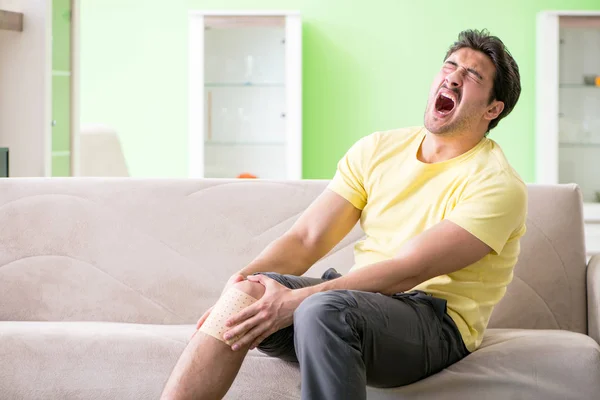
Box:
(1, 322), (598, 400)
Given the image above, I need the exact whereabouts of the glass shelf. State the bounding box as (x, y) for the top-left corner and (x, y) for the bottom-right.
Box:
(205, 82), (284, 88)
(559, 142), (600, 148)
(204, 140), (285, 146)
(559, 84), (600, 88)
(553, 17), (600, 205)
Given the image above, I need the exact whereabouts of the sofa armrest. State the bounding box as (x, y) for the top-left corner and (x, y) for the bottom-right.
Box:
(588, 255), (600, 344)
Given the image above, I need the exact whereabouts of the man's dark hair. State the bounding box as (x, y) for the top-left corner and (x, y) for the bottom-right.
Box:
(445, 29), (521, 133)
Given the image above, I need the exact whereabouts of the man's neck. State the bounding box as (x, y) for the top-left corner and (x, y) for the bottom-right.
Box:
(418, 130), (485, 164)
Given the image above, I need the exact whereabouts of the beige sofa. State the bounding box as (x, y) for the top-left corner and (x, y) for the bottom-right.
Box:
(1, 178), (599, 400)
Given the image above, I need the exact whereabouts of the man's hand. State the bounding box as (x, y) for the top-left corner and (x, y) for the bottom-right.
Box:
(191, 273), (245, 339)
(223, 274), (306, 351)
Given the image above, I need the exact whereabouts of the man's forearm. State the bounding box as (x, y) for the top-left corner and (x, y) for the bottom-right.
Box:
(294, 220), (491, 300)
(297, 257), (425, 299)
(237, 233), (317, 278)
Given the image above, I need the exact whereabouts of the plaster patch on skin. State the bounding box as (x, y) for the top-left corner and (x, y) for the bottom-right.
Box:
(198, 287), (258, 345)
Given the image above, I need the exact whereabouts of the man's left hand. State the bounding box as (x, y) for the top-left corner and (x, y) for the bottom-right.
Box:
(223, 274), (306, 351)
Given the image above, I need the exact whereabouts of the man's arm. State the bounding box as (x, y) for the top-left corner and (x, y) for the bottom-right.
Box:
(298, 219), (492, 296)
(236, 189), (361, 278)
(222, 219), (492, 350)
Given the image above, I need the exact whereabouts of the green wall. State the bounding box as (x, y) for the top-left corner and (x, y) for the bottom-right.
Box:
(80, 0), (600, 181)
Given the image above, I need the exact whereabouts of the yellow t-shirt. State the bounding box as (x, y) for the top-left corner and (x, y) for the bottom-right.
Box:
(327, 126), (527, 352)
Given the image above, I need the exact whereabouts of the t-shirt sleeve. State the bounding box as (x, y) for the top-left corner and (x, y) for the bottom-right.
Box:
(445, 173), (528, 255)
(326, 134), (377, 210)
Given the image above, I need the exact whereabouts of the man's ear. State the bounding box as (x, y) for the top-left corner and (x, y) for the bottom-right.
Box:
(484, 100), (504, 121)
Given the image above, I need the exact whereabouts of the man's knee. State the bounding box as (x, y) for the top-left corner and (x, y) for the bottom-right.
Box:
(197, 280), (264, 344)
(231, 279), (265, 300)
(294, 290), (358, 329)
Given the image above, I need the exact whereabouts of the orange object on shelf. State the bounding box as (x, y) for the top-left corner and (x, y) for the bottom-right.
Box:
(596, 76), (600, 87)
(237, 173), (257, 179)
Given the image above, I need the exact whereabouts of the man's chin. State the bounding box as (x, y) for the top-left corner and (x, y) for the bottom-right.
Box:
(424, 117), (452, 135)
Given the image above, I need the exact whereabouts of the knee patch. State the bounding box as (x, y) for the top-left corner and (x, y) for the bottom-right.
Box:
(199, 287), (258, 345)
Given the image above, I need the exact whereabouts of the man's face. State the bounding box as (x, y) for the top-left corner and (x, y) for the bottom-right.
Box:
(424, 47), (502, 136)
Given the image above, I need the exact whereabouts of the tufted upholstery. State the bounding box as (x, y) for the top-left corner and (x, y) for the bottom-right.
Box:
(0, 178), (598, 400)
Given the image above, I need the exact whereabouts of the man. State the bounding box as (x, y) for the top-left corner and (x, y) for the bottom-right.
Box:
(161, 29), (526, 400)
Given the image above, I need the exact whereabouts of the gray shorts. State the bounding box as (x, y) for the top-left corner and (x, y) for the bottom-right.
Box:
(256, 268), (470, 388)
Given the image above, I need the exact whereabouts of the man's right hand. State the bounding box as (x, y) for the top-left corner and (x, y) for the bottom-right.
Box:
(194, 273), (245, 332)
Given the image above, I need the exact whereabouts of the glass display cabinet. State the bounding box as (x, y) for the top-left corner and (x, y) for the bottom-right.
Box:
(188, 11), (302, 180)
(536, 11), (600, 256)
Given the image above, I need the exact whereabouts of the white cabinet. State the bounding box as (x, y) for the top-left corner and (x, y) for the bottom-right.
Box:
(585, 223), (600, 255)
(188, 11), (302, 180)
(536, 11), (600, 256)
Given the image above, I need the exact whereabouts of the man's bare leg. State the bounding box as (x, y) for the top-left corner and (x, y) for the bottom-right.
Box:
(160, 281), (266, 400)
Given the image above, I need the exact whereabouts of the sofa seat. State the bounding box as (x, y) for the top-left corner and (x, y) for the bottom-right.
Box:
(1, 322), (598, 400)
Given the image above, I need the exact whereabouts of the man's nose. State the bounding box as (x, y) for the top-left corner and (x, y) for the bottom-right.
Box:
(444, 70), (464, 88)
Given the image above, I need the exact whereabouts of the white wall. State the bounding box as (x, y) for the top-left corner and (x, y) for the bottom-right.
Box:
(0, 0), (50, 177)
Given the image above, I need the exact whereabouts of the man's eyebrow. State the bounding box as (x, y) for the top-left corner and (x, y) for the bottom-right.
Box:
(445, 60), (484, 80)
(466, 67), (484, 80)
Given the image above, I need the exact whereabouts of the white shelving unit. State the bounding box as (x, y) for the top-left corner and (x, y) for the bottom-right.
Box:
(188, 11), (302, 180)
(536, 11), (600, 256)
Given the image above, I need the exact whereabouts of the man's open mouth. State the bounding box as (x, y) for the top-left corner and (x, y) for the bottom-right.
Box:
(434, 91), (457, 115)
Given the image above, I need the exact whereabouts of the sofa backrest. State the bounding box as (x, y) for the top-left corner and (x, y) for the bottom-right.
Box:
(487, 183), (587, 333)
(0, 179), (588, 335)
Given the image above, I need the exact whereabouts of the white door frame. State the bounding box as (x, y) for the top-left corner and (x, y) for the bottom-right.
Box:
(70, 0), (80, 177)
(44, 0), (53, 176)
(188, 11), (205, 178)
